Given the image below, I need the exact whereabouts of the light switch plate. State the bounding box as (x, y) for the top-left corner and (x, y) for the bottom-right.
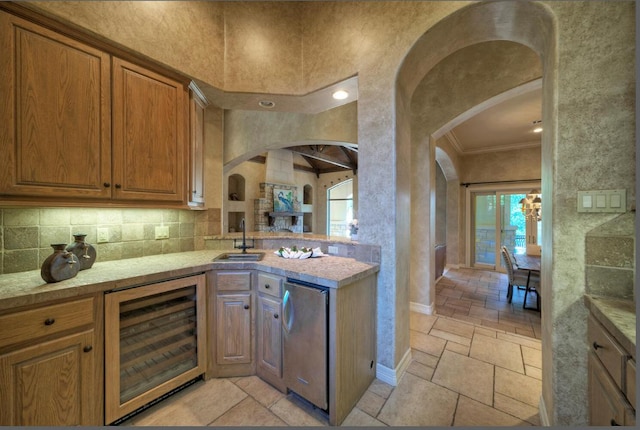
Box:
(577, 189), (626, 213)
(97, 228), (109, 243)
(155, 226), (170, 240)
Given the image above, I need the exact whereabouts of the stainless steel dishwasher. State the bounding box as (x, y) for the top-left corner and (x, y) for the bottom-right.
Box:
(282, 279), (329, 411)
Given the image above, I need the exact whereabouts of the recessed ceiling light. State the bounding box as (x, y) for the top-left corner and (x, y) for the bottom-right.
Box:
(532, 119), (542, 133)
(332, 90), (349, 100)
(258, 100), (275, 108)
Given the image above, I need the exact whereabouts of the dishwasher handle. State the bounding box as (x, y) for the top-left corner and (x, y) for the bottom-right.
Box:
(282, 289), (293, 333)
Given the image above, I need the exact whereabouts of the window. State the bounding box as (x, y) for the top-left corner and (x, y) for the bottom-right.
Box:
(327, 180), (353, 237)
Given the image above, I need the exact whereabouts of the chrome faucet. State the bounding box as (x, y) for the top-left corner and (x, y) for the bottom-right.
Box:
(235, 218), (254, 254)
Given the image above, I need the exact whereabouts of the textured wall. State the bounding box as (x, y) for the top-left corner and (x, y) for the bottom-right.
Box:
(222, 2), (304, 93)
(411, 41), (543, 138)
(27, 1), (225, 87)
(460, 147), (542, 184)
(223, 103), (358, 168)
(543, 3), (635, 424)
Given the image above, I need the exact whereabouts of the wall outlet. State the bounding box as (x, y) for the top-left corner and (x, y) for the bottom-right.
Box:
(328, 245), (339, 255)
(155, 226), (170, 240)
(97, 228), (109, 243)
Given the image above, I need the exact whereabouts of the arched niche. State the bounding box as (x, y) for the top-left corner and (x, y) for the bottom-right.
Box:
(228, 174), (245, 201)
(303, 184), (313, 205)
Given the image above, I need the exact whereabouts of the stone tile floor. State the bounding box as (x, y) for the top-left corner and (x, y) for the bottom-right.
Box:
(122, 267), (542, 427)
(435, 266), (542, 339)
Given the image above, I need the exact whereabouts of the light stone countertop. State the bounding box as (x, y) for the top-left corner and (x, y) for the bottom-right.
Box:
(205, 232), (358, 245)
(0, 249), (379, 312)
(584, 295), (636, 360)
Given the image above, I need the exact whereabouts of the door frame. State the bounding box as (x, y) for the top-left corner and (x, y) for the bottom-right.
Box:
(465, 181), (541, 269)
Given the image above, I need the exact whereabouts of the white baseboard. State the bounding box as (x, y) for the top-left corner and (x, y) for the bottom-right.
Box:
(376, 348), (412, 386)
(410, 301), (434, 315)
(539, 394), (550, 426)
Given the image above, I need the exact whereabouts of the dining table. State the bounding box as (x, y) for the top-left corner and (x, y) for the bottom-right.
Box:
(513, 253), (541, 272)
(513, 253), (541, 311)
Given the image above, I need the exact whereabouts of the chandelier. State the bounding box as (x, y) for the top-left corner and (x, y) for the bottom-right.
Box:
(520, 189), (542, 221)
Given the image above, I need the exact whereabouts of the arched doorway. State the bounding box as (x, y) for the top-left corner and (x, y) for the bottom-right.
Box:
(395, 0), (556, 423)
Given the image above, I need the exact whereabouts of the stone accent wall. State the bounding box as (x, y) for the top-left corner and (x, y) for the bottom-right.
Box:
(585, 212), (635, 300)
(254, 183), (302, 233)
(0, 207), (221, 275)
(475, 226), (516, 265)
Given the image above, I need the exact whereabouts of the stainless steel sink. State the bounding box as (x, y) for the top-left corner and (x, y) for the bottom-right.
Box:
(213, 252), (265, 262)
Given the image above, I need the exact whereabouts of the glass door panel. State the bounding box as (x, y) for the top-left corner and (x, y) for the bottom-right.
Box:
(469, 185), (541, 270)
(498, 192), (527, 271)
(473, 193), (496, 266)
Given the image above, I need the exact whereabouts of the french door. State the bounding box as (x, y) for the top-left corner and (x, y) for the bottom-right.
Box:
(467, 184), (540, 271)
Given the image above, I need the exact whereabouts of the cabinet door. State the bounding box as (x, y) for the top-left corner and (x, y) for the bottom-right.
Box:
(257, 294), (282, 379)
(188, 83), (207, 207)
(0, 11), (111, 199)
(112, 57), (187, 202)
(589, 351), (629, 426)
(216, 293), (252, 365)
(0, 330), (97, 426)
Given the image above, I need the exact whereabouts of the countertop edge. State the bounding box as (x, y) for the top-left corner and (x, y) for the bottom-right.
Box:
(584, 294), (636, 360)
(0, 250), (379, 311)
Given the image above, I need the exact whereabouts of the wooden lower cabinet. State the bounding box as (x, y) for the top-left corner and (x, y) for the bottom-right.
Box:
(256, 272), (285, 391)
(216, 293), (252, 365)
(328, 274), (377, 425)
(0, 330), (97, 426)
(208, 270), (255, 377)
(589, 351), (632, 426)
(0, 294), (102, 426)
(256, 294), (283, 380)
(588, 313), (635, 426)
(208, 269), (378, 426)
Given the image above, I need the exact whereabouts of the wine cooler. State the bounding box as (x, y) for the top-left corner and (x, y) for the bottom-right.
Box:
(104, 274), (206, 423)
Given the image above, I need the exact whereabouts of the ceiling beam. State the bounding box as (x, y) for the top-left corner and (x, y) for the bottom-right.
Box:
(290, 147), (355, 170)
(293, 163), (317, 174)
(248, 155), (266, 164)
(341, 145), (358, 153)
(339, 146), (358, 175)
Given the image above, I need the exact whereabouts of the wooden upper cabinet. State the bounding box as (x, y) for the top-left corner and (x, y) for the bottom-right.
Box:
(188, 82), (208, 208)
(0, 11), (111, 199)
(112, 57), (187, 203)
(0, 8), (190, 206)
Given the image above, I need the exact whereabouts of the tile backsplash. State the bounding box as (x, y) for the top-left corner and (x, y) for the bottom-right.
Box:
(0, 207), (221, 275)
(585, 211), (635, 300)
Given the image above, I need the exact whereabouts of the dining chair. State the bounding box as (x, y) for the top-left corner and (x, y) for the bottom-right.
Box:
(500, 246), (541, 310)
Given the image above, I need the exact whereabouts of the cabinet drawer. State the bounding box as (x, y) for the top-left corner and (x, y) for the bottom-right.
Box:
(626, 359), (636, 407)
(588, 315), (626, 387)
(257, 273), (283, 298)
(0, 297), (94, 349)
(215, 271), (252, 291)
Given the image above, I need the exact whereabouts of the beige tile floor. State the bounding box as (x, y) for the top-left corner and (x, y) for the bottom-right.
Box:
(123, 267), (542, 427)
(436, 266), (542, 339)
